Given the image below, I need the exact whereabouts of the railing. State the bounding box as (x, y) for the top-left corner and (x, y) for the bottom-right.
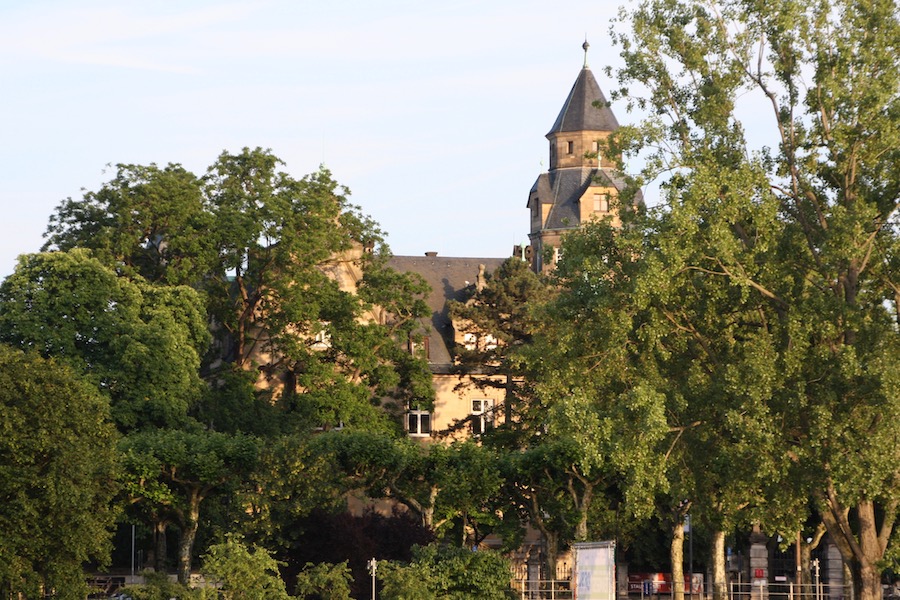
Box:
(729, 582), (849, 600)
(512, 578), (574, 600)
(512, 562), (573, 582)
(86, 575), (126, 598)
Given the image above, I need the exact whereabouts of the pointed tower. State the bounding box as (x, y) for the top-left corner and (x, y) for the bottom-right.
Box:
(527, 41), (632, 272)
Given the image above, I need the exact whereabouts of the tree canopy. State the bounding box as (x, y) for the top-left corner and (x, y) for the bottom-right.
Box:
(0, 249), (210, 430)
(0, 346), (119, 599)
(587, 0), (900, 597)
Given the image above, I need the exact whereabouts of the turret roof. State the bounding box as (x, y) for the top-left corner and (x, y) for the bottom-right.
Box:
(547, 66), (619, 136)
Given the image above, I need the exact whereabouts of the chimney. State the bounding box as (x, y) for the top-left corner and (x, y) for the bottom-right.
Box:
(424, 251), (438, 257)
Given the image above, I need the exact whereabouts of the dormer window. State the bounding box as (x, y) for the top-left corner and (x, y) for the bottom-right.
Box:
(593, 194), (609, 212)
(408, 335), (430, 361)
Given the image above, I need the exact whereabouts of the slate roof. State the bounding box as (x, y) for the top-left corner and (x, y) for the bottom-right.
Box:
(388, 255), (506, 372)
(547, 67), (619, 135)
(530, 167), (635, 230)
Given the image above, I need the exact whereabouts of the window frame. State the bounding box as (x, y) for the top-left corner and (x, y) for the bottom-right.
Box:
(471, 398), (494, 436)
(407, 410), (432, 437)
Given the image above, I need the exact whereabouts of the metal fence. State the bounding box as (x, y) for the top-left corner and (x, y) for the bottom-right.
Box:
(729, 582), (850, 600)
(511, 578), (574, 600)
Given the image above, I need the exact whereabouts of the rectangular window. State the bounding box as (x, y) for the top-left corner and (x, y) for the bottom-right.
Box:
(408, 410), (432, 437)
(471, 399), (494, 436)
(553, 247), (563, 264)
(567, 141), (574, 155)
(593, 194), (609, 213)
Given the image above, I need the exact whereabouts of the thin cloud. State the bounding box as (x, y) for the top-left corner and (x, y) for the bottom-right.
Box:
(0, 2), (261, 72)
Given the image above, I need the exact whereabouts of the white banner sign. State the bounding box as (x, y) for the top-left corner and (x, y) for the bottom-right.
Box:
(574, 541), (616, 600)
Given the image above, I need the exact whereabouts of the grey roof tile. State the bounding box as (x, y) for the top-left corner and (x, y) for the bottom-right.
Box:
(547, 67), (619, 135)
(531, 167), (638, 231)
(388, 255), (506, 369)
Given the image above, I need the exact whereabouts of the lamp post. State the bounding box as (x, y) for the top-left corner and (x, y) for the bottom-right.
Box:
(367, 558), (377, 600)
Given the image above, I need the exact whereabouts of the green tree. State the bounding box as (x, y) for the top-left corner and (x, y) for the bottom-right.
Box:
(449, 257), (552, 424)
(40, 149), (433, 432)
(202, 149), (432, 422)
(43, 162), (215, 286)
(0, 346), (119, 599)
(0, 249), (210, 430)
(391, 544), (514, 600)
(202, 534), (292, 600)
(121, 429), (260, 584)
(379, 560), (434, 600)
(311, 431), (501, 538)
(294, 562), (352, 600)
(241, 433), (349, 553)
(118, 571), (202, 600)
(607, 0), (900, 598)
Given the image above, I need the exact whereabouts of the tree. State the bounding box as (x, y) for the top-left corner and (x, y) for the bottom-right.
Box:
(608, 0), (900, 598)
(120, 429), (260, 584)
(391, 544), (514, 600)
(0, 249), (210, 430)
(310, 431), (501, 538)
(0, 346), (119, 599)
(294, 562), (352, 600)
(43, 162), (215, 286)
(41, 148), (433, 431)
(202, 534), (292, 600)
(449, 257), (552, 424)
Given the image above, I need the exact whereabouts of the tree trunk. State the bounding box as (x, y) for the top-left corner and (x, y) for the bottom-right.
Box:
(712, 529), (727, 600)
(671, 519), (685, 600)
(177, 489), (202, 585)
(154, 519), (168, 572)
(820, 495), (891, 600)
(573, 479), (594, 542)
(544, 530), (561, 582)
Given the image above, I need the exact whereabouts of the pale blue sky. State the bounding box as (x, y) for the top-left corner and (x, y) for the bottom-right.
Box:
(1, 0), (639, 278)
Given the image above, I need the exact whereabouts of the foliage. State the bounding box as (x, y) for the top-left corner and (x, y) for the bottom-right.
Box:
(41, 147), (433, 431)
(294, 562), (352, 600)
(384, 544), (515, 600)
(379, 560), (434, 600)
(0, 249), (210, 430)
(309, 431), (501, 536)
(121, 429), (260, 583)
(242, 434), (350, 551)
(202, 534), (291, 600)
(118, 571), (203, 600)
(43, 162), (215, 286)
(0, 346), (120, 599)
(601, 0), (900, 597)
(449, 257), (552, 418)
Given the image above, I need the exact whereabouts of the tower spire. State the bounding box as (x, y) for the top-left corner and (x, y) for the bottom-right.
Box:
(583, 38), (590, 68)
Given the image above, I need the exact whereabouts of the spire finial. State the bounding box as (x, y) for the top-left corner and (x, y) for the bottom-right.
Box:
(583, 37), (590, 68)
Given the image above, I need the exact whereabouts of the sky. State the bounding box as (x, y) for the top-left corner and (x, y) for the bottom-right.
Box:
(0, 0), (641, 279)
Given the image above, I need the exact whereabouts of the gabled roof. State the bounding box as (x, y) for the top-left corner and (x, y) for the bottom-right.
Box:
(388, 255), (506, 372)
(547, 67), (619, 136)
